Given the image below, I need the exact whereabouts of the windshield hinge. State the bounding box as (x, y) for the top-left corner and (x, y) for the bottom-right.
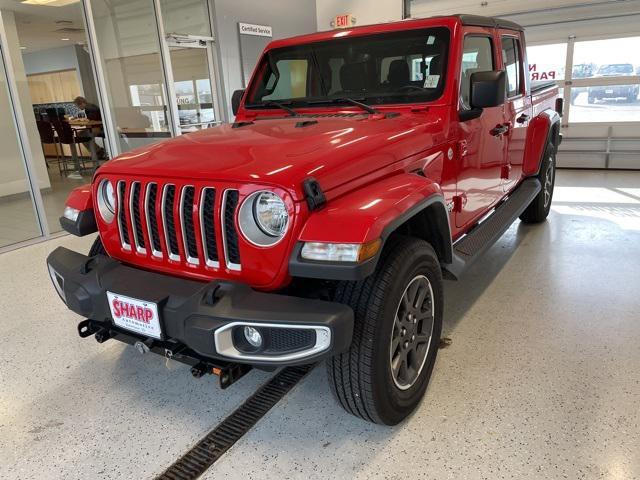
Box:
(303, 178), (326, 211)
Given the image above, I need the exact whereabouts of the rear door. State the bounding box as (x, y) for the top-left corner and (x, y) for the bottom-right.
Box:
(499, 32), (532, 192)
(456, 32), (505, 229)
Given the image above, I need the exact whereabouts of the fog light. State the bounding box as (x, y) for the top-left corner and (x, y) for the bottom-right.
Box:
(243, 326), (263, 348)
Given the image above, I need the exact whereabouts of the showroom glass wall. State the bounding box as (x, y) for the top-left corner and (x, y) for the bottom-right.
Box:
(528, 36), (640, 123)
(0, 0), (222, 252)
(527, 34), (640, 168)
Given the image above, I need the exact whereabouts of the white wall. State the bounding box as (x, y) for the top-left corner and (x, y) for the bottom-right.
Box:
(213, 0), (318, 120)
(0, 10), (50, 198)
(315, 0), (403, 31)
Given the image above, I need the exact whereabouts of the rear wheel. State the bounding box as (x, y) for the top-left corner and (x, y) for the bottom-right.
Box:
(327, 237), (443, 425)
(89, 237), (106, 256)
(520, 142), (556, 224)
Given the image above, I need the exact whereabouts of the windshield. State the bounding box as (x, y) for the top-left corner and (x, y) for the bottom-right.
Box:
(246, 27), (450, 109)
(597, 64), (634, 75)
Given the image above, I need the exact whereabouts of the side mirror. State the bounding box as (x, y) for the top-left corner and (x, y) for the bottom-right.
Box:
(470, 70), (506, 108)
(459, 70), (507, 122)
(231, 89), (245, 116)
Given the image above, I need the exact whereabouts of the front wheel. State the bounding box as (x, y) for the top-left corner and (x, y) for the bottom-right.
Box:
(327, 237), (443, 425)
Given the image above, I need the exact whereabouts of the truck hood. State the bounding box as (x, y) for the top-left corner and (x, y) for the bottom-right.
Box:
(100, 111), (448, 201)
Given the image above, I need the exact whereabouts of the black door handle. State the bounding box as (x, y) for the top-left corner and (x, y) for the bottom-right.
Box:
(490, 124), (509, 137)
(517, 114), (530, 124)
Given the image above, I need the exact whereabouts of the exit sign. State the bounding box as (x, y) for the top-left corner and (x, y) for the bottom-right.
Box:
(333, 14), (355, 29)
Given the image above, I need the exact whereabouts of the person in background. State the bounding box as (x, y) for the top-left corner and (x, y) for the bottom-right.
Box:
(73, 96), (101, 121)
(73, 96), (105, 159)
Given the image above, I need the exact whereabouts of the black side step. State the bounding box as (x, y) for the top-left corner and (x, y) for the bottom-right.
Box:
(444, 177), (541, 279)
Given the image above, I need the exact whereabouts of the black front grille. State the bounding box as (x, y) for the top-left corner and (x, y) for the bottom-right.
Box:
(146, 183), (162, 253)
(202, 188), (218, 264)
(181, 186), (198, 260)
(118, 181), (130, 246)
(131, 182), (145, 250)
(115, 180), (242, 271)
(224, 190), (241, 265)
(265, 329), (316, 354)
(164, 185), (179, 257)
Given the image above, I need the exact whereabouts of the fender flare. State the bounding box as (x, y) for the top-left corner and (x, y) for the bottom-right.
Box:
(289, 174), (453, 281)
(523, 109), (561, 177)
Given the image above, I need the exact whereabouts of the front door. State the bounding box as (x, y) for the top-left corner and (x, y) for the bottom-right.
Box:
(166, 36), (220, 134)
(456, 34), (506, 229)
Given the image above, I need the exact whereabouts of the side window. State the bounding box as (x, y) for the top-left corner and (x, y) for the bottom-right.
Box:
(502, 37), (522, 97)
(262, 59), (309, 101)
(460, 36), (494, 109)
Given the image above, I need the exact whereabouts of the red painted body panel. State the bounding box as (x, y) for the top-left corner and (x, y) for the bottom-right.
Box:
(66, 185), (93, 211)
(64, 16), (558, 290)
(299, 174), (442, 244)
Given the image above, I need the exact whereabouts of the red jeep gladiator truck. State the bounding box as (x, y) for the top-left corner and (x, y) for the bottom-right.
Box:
(47, 14), (561, 425)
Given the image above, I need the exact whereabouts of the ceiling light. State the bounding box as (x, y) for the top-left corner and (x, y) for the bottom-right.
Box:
(21, 0), (80, 6)
(20, 46), (27, 50)
(61, 38), (70, 41)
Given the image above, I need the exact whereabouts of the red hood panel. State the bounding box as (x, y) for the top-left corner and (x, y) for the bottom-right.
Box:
(99, 111), (448, 200)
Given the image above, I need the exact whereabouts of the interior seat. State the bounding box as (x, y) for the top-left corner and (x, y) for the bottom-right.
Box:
(387, 59), (410, 89)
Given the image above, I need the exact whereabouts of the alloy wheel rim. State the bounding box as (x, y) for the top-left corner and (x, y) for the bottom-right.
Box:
(389, 274), (435, 390)
(544, 158), (554, 208)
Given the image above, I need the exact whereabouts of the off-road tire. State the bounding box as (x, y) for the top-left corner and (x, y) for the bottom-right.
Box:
(327, 236), (443, 425)
(89, 237), (106, 256)
(520, 141), (556, 224)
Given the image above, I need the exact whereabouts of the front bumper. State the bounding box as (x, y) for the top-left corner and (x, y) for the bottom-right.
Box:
(46, 247), (353, 366)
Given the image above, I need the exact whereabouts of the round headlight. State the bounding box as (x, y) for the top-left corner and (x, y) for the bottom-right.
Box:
(97, 179), (116, 223)
(238, 191), (289, 247)
(253, 192), (289, 237)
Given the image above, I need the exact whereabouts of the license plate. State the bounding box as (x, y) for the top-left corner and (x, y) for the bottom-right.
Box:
(107, 292), (162, 339)
(606, 89), (614, 94)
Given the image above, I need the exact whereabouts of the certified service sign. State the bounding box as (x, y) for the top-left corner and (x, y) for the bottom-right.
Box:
(239, 23), (273, 37)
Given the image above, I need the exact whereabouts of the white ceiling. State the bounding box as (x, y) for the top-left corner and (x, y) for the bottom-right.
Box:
(0, 0), (87, 52)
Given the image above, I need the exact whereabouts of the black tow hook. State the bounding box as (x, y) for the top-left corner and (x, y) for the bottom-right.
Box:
(94, 328), (112, 343)
(77, 319), (98, 338)
(191, 362), (252, 389)
(77, 319), (112, 343)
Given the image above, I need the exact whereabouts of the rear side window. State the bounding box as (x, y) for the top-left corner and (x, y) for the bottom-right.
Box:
(460, 36), (494, 109)
(502, 37), (522, 97)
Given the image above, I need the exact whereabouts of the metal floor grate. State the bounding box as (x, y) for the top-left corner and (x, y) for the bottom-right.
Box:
(156, 364), (314, 480)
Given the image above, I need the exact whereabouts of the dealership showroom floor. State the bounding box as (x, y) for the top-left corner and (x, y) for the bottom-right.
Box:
(2, 0), (640, 478)
(1, 169), (639, 479)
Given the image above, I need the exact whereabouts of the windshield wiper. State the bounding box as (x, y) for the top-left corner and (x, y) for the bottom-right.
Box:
(264, 100), (299, 117)
(312, 97), (379, 114)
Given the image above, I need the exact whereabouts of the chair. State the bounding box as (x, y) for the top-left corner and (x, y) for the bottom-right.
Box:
(51, 119), (88, 177)
(36, 120), (63, 175)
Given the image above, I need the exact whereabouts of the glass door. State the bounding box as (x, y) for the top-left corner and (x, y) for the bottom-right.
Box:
(167, 37), (219, 134)
(0, 44), (42, 248)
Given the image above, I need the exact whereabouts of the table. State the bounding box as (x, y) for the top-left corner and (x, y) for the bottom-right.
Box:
(67, 118), (103, 179)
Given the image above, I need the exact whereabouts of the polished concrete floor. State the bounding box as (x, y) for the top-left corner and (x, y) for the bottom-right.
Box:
(0, 170), (639, 479)
(0, 169), (90, 248)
